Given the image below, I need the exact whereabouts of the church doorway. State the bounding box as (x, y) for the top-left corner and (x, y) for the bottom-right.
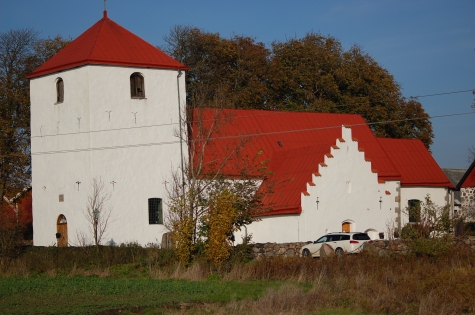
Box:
(342, 221), (351, 232)
(56, 214), (68, 247)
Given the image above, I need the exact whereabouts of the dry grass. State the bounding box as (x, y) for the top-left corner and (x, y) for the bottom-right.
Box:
(161, 245), (475, 314)
(1, 244), (475, 314)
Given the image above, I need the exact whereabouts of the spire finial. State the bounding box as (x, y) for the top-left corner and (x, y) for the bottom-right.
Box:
(103, 0), (108, 18)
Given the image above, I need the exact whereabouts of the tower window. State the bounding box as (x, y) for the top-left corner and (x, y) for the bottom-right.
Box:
(148, 198), (163, 224)
(56, 78), (64, 103)
(130, 73), (145, 98)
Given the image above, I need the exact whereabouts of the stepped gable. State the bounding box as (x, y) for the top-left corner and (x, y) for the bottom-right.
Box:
(377, 138), (453, 188)
(258, 144), (333, 215)
(193, 108), (400, 180)
(27, 11), (188, 79)
(193, 108), (401, 214)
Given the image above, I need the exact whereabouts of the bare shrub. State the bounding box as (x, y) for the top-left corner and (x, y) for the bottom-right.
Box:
(83, 178), (113, 248)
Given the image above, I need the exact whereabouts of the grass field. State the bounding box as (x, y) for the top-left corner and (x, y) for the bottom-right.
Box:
(0, 277), (285, 314)
(1, 244), (475, 314)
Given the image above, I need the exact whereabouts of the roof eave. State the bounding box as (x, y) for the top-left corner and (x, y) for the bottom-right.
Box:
(254, 205), (302, 217)
(401, 182), (455, 189)
(27, 60), (189, 79)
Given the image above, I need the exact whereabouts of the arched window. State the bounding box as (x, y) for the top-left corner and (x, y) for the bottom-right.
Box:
(408, 199), (421, 222)
(56, 78), (64, 103)
(130, 73), (145, 98)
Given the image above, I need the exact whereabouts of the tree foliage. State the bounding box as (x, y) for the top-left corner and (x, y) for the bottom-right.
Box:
(164, 28), (433, 148)
(0, 29), (69, 200)
(165, 91), (271, 265)
(203, 189), (237, 264)
(401, 195), (455, 256)
(163, 26), (270, 110)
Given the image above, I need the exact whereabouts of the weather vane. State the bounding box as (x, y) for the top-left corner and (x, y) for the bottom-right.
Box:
(104, 0), (107, 11)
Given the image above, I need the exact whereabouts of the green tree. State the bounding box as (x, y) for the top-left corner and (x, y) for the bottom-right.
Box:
(0, 29), (69, 200)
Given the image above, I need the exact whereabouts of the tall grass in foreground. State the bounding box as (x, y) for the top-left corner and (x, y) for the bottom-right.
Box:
(1, 243), (475, 314)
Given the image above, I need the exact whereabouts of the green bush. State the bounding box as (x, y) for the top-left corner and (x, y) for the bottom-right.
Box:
(402, 195), (455, 257)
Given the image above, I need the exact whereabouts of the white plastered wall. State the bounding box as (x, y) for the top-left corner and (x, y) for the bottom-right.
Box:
(236, 127), (401, 243)
(399, 186), (450, 226)
(30, 65), (186, 246)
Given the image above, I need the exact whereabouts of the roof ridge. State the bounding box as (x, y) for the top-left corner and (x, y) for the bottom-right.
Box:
(86, 17), (109, 61)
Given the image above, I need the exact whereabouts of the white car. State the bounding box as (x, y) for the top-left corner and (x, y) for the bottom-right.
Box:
(301, 232), (373, 257)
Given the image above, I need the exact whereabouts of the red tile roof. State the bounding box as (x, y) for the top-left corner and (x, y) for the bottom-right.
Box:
(193, 108), (400, 178)
(27, 11), (188, 79)
(194, 109), (453, 214)
(193, 108), (403, 214)
(459, 159), (475, 188)
(377, 138), (453, 188)
(259, 144), (333, 214)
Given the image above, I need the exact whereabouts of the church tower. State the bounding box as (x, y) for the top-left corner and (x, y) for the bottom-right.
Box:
(28, 11), (188, 246)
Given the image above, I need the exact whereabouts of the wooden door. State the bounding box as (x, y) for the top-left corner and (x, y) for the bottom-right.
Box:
(342, 222), (351, 233)
(56, 215), (68, 247)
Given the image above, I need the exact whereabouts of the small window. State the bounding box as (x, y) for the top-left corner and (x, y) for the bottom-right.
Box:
(148, 198), (163, 224)
(408, 199), (421, 222)
(130, 73), (145, 98)
(56, 78), (64, 103)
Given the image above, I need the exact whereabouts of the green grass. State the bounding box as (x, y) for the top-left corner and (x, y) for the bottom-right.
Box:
(0, 277), (282, 314)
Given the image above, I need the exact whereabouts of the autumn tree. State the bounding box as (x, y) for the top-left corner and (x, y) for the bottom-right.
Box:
(202, 189), (238, 264)
(165, 89), (271, 265)
(268, 35), (433, 147)
(0, 29), (69, 200)
(164, 28), (433, 148)
(163, 26), (270, 110)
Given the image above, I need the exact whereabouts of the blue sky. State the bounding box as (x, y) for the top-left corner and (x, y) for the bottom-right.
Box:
(1, 0), (474, 168)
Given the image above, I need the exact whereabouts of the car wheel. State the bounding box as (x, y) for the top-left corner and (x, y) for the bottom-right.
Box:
(335, 247), (344, 257)
(302, 249), (311, 258)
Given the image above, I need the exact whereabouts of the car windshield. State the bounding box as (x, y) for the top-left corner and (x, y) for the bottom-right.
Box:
(353, 233), (370, 240)
(315, 236), (328, 243)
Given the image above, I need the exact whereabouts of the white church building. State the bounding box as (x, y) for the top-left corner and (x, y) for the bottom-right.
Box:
(28, 11), (188, 246)
(28, 11), (454, 247)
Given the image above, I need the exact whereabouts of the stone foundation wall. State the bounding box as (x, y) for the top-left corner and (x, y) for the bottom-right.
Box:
(249, 242), (311, 259)
(461, 187), (475, 217)
(247, 236), (475, 259)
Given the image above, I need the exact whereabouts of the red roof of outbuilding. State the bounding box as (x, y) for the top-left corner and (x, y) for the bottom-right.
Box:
(459, 159), (475, 188)
(27, 11), (188, 79)
(377, 138), (453, 188)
